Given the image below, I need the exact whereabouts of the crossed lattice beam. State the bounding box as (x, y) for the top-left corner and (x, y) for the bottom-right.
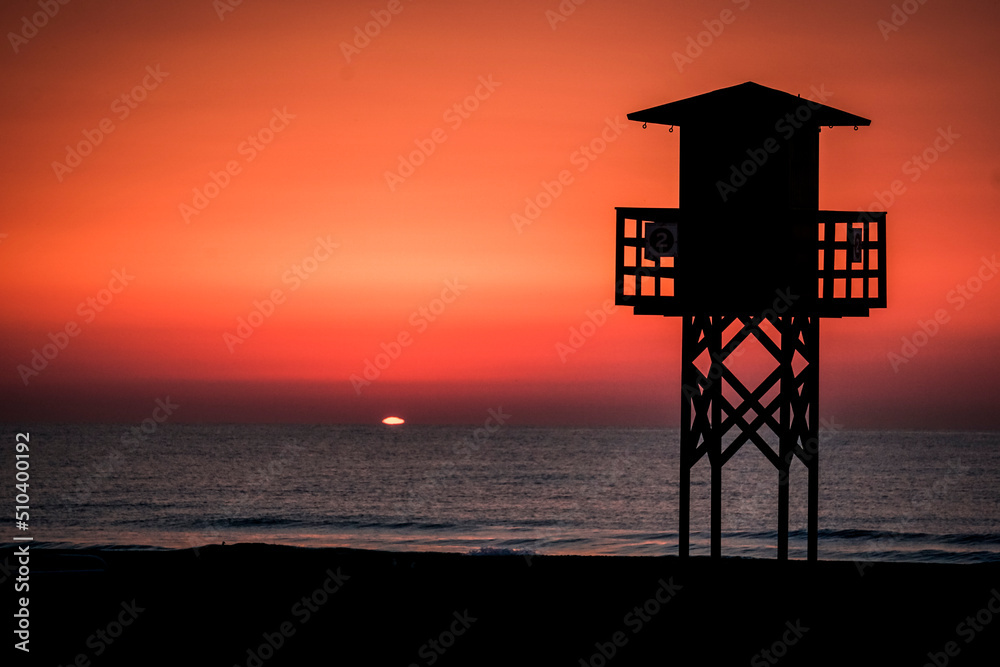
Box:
(679, 314), (819, 560)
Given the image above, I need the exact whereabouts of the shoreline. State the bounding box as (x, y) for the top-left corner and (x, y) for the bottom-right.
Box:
(17, 535), (1000, 565)
(12, 543), (1000, 665)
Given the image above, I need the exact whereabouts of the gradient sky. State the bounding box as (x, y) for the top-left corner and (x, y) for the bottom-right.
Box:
(1, 0), (999, 427)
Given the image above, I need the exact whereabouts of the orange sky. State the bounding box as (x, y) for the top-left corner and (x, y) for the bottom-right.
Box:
(1, 0), (999, 427)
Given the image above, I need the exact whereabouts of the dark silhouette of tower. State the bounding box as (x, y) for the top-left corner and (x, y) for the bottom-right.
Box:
(615, 82), (886, 560)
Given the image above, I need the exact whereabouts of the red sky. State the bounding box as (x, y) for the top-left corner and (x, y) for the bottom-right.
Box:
(1, 0), (999, 427)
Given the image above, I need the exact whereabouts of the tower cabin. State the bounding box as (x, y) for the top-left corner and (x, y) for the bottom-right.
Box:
(615, 81), (886, 319)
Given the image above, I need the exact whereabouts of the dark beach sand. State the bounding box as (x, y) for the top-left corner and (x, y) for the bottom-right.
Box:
(14, 544), (1000, 666)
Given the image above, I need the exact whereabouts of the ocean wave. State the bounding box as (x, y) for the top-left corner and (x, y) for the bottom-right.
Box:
(812, 527), (1000, 547)
(181, 515), (464, 532)
(0, 541), (174, 551)
(466, 546), (537, 556)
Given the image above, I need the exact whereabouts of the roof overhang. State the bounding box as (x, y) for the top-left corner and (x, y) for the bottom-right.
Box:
(627, 81), (871, 128)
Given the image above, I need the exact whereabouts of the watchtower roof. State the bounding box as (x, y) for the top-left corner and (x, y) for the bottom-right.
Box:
(627, 81), (871, 128)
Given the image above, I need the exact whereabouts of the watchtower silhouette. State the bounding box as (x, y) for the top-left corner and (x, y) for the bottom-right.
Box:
(615, 82), (886, 560)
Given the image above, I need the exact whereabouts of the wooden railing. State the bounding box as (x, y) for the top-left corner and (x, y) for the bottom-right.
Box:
(614, 207), (886, 317)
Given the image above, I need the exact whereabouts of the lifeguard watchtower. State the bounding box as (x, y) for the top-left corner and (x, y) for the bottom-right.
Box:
(615, 82), (886, 561)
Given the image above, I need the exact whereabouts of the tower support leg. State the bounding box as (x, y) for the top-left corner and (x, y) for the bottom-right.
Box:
(777, 314), (820, 561)
(678, 316), (697, 558)
(679, 315), (723, 558)
(804, 318), (820, 562)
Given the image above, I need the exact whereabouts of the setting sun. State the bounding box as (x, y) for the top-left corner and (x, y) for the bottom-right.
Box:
(381, 416), (405, 426)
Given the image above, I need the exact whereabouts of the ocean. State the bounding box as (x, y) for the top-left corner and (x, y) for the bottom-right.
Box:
(7, 424), (1000, 563)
